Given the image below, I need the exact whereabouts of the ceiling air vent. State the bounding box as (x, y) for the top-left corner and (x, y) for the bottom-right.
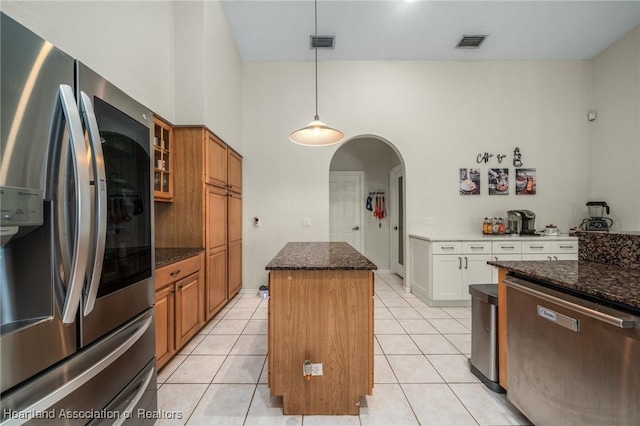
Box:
(310, 35), (335, 49)
(456, 35), (488, 49)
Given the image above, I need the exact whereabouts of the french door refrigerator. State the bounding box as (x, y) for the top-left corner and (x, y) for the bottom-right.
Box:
(1, 13), (157, 425)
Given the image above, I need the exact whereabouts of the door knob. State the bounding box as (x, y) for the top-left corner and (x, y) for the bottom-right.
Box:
(352, 226), (360, 231)
(393, 226), (398, 230)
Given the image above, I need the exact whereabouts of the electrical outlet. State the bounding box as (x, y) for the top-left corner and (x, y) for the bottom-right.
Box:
(302, 218), (312, 227)
(311, 363), (323, 376)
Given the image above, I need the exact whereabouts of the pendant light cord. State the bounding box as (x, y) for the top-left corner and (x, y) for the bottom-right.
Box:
(314, 0), (319, 120)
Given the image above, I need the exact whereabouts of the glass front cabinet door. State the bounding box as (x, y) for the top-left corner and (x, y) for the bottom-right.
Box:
(153, 117), (173, 202)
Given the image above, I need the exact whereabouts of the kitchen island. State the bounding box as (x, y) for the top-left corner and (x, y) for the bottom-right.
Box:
(266, 242), (377, 415)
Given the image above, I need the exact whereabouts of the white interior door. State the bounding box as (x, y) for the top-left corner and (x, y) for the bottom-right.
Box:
(329, 172), (363, 252)
(390, 165), (405, 277)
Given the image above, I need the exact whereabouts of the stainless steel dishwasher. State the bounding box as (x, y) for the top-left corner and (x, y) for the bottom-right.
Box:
(505, 277), (640, 426)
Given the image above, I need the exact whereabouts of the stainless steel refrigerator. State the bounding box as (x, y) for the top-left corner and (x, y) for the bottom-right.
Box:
(1, 13), (157, 425)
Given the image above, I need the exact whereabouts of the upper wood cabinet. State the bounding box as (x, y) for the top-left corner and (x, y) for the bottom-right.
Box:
(206, 132), (227, 189)
(227, 149), (242, 194)
(153, 117), (173, 202)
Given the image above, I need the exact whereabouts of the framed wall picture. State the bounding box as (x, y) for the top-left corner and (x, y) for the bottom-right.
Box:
(516, 168), (536, 195)
(489, 168), (509, 195)
(460, 168), (480, 195)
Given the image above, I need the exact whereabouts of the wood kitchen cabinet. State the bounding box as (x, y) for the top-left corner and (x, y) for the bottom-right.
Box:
(227, 191), (242, 299)
(156, 126), (242, 320)
(155, 252), (205, 370)
(153, 116), (173, 202)
(227, 148), (242, 193)
(206, 132), (227, 188)
(206, 185), (228, 319)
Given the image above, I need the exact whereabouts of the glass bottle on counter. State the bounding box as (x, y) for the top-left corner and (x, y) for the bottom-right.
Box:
(492, 217), (499, 234)
(483, 218), (490, 234)
(498, 218), (505, 234)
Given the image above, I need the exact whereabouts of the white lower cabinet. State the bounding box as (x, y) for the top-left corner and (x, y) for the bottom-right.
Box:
(410, 235), (578, 306)
(429, 241), (491, 305)
(432, 255), (492, 301)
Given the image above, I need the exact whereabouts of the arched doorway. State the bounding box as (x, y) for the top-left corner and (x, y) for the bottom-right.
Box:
(329, 135), (406, 277)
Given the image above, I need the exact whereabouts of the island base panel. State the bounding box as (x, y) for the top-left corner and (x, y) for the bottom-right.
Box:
(268, 270), (373, 415)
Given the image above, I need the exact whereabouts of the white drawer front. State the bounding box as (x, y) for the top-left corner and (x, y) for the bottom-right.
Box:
(522, 241), (551, 253)
(551, 241), (578, 253)
(432, 242), (462, 254)
(491, 241), (522, 254)
(462, 242), (491, 253)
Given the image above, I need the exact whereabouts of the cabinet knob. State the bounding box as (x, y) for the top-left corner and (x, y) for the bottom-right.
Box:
(287, 276), (293, 281)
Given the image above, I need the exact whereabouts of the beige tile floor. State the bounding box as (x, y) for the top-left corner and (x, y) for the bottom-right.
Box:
(156, 272), (530, 426)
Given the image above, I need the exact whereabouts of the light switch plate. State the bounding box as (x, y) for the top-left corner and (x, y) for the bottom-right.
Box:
(302, 218), (311, 227)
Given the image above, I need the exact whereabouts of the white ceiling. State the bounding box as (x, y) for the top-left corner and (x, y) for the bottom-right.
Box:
(222, 0), (640, 62)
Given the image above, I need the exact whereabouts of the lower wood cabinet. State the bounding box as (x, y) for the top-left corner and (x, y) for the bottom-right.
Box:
(155, 252), (205, 370)
(206, 249), (227, 320)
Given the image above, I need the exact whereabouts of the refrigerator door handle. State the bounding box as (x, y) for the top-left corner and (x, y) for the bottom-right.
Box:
(58, 85), (92, 324)
(79, 91), (107, 316)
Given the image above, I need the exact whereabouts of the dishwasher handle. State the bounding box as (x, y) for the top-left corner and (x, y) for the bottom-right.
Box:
(505, 277), (636, 329)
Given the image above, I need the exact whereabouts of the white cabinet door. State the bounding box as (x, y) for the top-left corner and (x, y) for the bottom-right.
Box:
(461, 255), (492, 300)
(491, 254), (521, 283)
(432, 255), (462, 300)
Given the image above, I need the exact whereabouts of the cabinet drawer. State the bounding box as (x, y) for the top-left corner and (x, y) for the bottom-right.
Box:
(521, 241), (551, 254)
(492, 241), (522, 254)
(432, 242), (462, 254)
(462, 242), (490, 253)
(551, 241), (578, 253)
(156, 254), (202, 290)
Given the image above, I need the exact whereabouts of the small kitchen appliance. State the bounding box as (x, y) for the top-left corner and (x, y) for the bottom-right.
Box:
(584, 201), (613, 231)
(507, 210), (536, 235)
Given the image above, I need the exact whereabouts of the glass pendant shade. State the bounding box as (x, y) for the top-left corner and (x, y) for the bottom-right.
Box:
(289, 115), (344, 146)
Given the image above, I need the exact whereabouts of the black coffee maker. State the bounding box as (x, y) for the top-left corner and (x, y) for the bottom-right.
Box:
(585, 201), (613, 231)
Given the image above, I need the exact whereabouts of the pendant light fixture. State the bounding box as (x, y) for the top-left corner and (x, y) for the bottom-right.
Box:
(289, 0), (344, 146)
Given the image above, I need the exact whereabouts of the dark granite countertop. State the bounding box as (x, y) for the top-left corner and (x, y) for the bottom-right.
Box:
(488, 260), (640, 313)
(155, 247), (204, 268)
(266, 242), (377, 270)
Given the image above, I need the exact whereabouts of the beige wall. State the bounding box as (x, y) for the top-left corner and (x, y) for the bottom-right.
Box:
(243, 60), (593, 288)
(590, 25), (640, 231)
(1, 0), (243, 151)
